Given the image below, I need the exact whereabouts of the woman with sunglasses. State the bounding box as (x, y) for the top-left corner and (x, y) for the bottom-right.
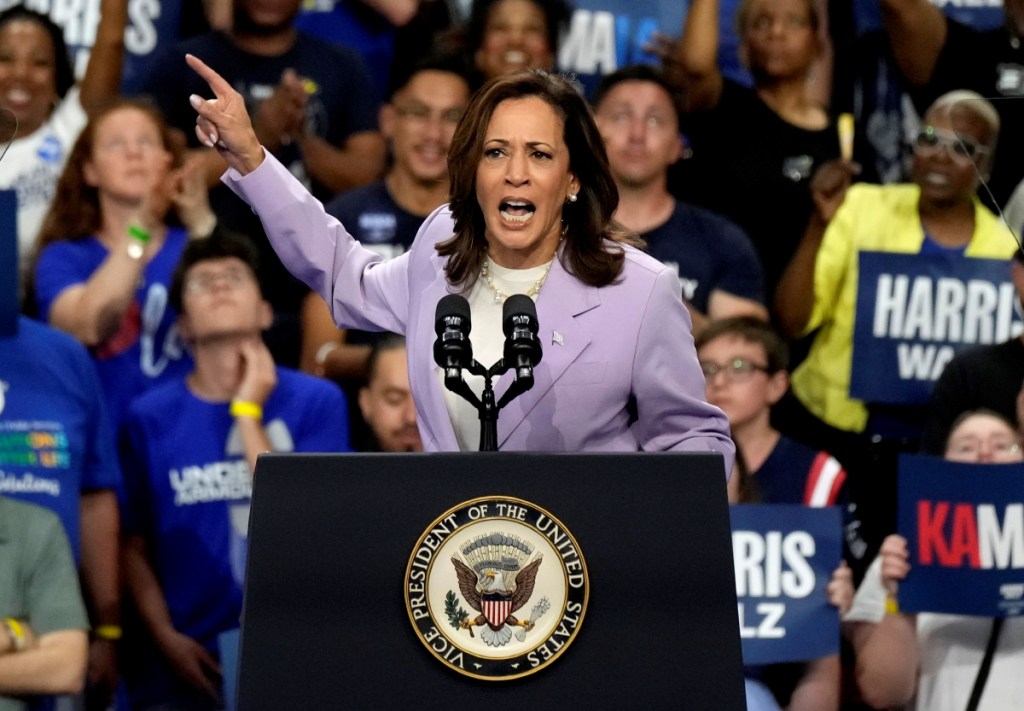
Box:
(775, 90), (1016, 449)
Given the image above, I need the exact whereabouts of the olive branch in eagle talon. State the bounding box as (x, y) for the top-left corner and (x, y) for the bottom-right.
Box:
(444, 591), (472, 636)
(449, 532), (544, 647)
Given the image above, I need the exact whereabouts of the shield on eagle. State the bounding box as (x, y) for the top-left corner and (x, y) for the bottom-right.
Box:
(482, 594), (513, 628)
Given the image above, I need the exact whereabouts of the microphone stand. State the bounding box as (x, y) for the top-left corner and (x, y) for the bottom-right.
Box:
(444, 358), (531, 452)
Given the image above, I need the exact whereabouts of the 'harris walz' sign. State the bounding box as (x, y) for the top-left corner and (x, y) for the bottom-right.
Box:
(898, 455), (1024, 618)
(850, 252), (1021, 405)
(731, 505), (842, 665)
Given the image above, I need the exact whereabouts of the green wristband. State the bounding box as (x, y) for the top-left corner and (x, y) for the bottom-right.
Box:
(128, 225), (151, 244)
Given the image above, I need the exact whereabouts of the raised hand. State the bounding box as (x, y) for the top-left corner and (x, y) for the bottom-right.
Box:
(809, 159), (861, 224)
(254, 68), (309, 151)
(827, 560), (854, 617)
(186, 54), (265, 175)
(879, 534), (911, 596)
(171, 152), (217, 238)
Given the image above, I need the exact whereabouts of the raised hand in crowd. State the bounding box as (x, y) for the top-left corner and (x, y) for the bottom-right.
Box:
(809, 159), (860, 225)
(774, 157), (858, 338)
(172, 152), (218, 238)
(253, 69), (309, 153)
(233, 337), (280, 472)
(827, 561), (854, 617)
(878, 534), (912, 596)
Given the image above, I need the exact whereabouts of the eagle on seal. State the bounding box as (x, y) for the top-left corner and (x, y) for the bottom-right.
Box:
(451, 534), (543, 647)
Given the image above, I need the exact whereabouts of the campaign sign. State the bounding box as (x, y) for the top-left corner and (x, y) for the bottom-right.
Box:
(0, 190), (15, 337)
(850, 252), (1021, 405)
(556, 0), (749, 98)
(898, 454), (1024, 618)
(730, 504), (842, 665)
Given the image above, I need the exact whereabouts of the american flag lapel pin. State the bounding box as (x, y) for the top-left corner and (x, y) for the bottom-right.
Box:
(552, 331), (564, 346)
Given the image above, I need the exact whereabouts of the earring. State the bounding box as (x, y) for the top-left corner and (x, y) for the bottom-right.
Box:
(567, 193), (577, 203)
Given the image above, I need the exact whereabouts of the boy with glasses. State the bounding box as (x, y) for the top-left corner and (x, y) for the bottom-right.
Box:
(697, 316), (864, 710)
(118, 229), (350, 710)
(313, 56), (472, 442)
(696, 317), (857, 526)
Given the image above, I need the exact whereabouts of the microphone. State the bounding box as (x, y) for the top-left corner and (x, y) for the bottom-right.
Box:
(502, 294), (542, 387)
(433, 294), (473, 383)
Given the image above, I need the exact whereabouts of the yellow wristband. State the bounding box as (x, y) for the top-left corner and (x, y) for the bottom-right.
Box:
(4, 618), (26, 652)
(94, 624), (122, 641)
(885, 594), (899, 615)
(230, 399), (263, 421)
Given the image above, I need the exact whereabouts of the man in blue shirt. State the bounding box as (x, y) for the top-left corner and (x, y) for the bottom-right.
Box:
(119, 229), (350, 709)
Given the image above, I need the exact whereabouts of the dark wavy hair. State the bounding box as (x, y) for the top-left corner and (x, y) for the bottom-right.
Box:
(440, 69), (637, 290)
(169, 226), (261, 315)
(0, 5), (75, 101)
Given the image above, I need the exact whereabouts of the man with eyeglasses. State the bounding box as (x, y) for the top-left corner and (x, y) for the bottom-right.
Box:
(591, 65), (767, 335)
(695, 317), (864, 557)
(140, 0), (386, 370)
(696, 316), (864, 711)
(118, 229), (350, 710)
(313, 56), (472, 442)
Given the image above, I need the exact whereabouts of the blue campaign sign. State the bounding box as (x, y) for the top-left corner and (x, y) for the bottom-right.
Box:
(558, 0), (750, 98)
(898, 455), (1024, 617)
(850, 251), (1021, 405)
(730, 504), (842, 666)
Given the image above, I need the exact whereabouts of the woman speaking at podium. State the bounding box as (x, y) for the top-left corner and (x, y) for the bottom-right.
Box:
(184, 55), (733, 464)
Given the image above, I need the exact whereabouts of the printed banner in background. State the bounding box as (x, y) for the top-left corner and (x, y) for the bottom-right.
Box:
(898, 454), (1024, 617)
(553, 0), (748, 98)
(730, 504), (842, 665)
(850, 252), (1021, 405)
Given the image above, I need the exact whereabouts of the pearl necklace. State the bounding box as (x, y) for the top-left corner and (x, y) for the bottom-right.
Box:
(481, 257), (554, 304)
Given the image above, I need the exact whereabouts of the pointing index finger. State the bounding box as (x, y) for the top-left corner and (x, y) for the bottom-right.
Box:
(185, 54), (232, 98)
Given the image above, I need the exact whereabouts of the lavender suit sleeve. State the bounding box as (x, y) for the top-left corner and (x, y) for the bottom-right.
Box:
(222, 153), (411, 334)
(632, 267), (735, 473)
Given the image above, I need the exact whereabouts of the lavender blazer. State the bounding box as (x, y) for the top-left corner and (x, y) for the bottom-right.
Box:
(225, 154), (734, 467)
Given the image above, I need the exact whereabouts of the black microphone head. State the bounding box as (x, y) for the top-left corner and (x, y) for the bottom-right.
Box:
(502, 294), (538, 336)
(434, 293), (473, 371)
(435, 293), (472, 335)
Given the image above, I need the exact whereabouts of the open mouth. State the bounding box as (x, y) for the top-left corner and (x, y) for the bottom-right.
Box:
(3, 88), (32, 108)
(921, 171), (951, 187)
(503, 50), (528, 65)
(500, 200), (535, 224)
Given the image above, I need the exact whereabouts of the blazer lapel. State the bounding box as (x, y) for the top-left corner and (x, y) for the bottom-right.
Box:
(496, 257), (599, 446)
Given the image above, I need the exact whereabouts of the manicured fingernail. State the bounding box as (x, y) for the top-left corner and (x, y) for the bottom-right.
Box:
(189, 94), (203, 109)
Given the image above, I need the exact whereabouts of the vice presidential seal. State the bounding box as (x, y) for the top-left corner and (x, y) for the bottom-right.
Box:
(404, 496), (589, 680)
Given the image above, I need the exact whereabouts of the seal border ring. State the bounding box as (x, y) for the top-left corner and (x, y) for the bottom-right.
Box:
(404, 494), (590, 681)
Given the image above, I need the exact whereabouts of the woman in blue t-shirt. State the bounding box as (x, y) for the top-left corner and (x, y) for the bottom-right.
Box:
(29, 99), (215, 424)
